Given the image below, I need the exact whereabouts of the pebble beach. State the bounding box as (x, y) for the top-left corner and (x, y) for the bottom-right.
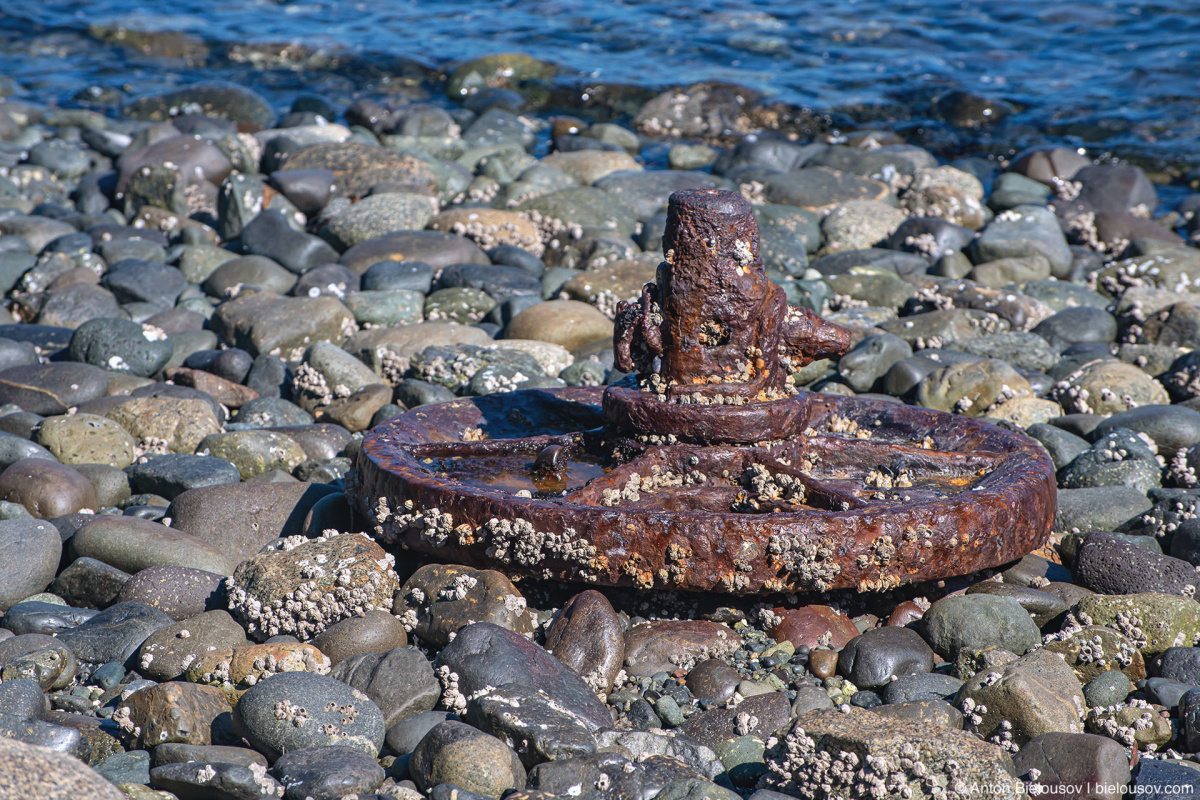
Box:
(3, 3), (1200, 799)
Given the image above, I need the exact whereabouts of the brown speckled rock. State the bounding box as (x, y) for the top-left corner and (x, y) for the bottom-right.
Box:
(116, 566), (228, 621)
(113, 681), (232, 749)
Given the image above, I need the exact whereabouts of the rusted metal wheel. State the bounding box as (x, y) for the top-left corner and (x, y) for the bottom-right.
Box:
(351, 386), (1055, 594)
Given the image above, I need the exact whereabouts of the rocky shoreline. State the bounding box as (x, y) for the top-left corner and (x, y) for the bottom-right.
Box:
(1, 53), (1200, 799)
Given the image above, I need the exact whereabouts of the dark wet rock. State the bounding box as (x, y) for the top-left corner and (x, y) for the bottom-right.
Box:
(0, 362), (108, 415)
(965, 582), (1068, 628)
(115, 565), (227, 621)
(0, 518), (60, 611)
(1131, 760), (1200, 800)
(1055, 486), (1153, 535)
(1073, 533), (1199, 596)
(385, 710), (459, 756)
(103, 259), (189, 308)
(204, 254), (298, 297)
(435, 622), (613, 732)
(763, 167), (890, 211)
(1013, 732), (1131, 797)
(0, 677), (50, 720)
(465, 683), (597, 769)
(1025, 423), (1090, 471)
(233, 670), (386, 759)
(125, 453), (242, 500)
(56, 600), (173, 666)
(239, 210), (340, 274)
(395, 564), (533, 649)
(837, 333), (912, 393)
(271, 745), (386, 800)
(50, 557), (130, 610)
(679, 692), (791, 749)
(922, 594), (1041, 660)
(0, 600), (96, 635)
(881, 673), (965, 705)
(1084, 670), (1134, 708)
(151, 742), (268, 769)
(837, 626), (934, 688)
(149, 759), (285, 800)
(330, 645), (439, 729)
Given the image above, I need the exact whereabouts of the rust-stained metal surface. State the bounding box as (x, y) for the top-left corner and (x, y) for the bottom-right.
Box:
(351, 189), (1056, 594)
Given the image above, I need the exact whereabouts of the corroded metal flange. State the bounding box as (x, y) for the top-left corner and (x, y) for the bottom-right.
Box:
(350, 189), (1056, 594)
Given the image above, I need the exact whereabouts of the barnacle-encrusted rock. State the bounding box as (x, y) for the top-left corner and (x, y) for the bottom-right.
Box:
(392, 563), (533, 648)
(185, 642), (332, 698)
(764, 707), (1023, 800)
(225, 531), (399, 642)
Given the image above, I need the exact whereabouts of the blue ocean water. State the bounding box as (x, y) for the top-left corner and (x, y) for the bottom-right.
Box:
(1, 0), (1198, 169)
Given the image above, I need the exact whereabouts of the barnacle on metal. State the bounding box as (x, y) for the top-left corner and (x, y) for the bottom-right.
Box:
(351, 189), (1056, 594)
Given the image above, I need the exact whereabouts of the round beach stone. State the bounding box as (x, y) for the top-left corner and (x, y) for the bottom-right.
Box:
(623, 620), (743, 678)
(0, 362), (109, 415)
(436, 622), (613, 732)
(233, 670), (386, 760)
(270, 746), (386, 800)
(686, 659), (742, 705)
(0, 519), (59, 612)
(67, 318), (174, 377)
(167, 481), (338, 561)
(55, 600), (173, 666)
(769, 604), (860, 650)
(116, 565), (228, 621)
(226, 531), (399, 642)
(36, 413), (137, 468)
(394, 564), (533, 649)
(921, 594), (1041, 660)
(1073, 532), (1199, 597)
(321, 193), (436, 251)
(543, 589), (625, 695)
(0, 735), (125, 800)
(330, 645), (440, 729)
(837, 626), (935, 689)
(409, 720), (526, 798)
(506, 299), (614, 351)
(1051, 359), (1168, 416)
(203, 254), (298, 297)
(125, 453), (242, 500)
(196, 430), (307, 480)
(310, 609), (407, 666)
(0, 458), (97, 517)
(135, 609), (249, 681)
(73, 515), (238, 576)
(105, 395), (223, 455)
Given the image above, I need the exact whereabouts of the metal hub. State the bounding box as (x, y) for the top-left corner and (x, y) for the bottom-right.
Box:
(351, 189), (1056, 594)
